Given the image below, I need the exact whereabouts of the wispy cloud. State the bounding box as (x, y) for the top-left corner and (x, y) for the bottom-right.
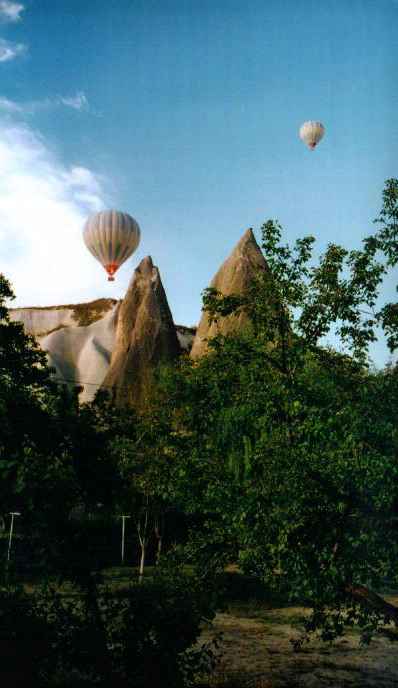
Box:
(0, 37), (26, 62)
(58, 91), (89, 112)
(0, 95), (23, 112)
(0, 91), (90, 114)
(0, 120), (111, 306)
(0, 1), (24, 23)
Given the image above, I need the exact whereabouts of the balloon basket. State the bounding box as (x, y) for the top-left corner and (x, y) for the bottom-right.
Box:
(108, 276), (115, 282)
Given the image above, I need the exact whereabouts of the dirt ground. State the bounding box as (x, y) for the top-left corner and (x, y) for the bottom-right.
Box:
(199, 598), (398, 688)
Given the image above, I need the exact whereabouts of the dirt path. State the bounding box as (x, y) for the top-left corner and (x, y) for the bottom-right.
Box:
(200, 601), (398, 687)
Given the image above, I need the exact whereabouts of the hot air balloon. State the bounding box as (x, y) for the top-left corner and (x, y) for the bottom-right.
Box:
(299, 121), (325, 150)
(83, 210), (141, 281)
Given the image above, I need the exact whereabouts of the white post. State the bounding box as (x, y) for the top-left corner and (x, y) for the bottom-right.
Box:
(7, 512), (20, 563)
(120, 515), (130, 564)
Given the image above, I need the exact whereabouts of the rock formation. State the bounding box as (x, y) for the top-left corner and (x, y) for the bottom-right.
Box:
(190, 228), (267, 358)
(9, 298), (117, 337)
(42, 305), (118, 403)
(10, 299), (118, 403)
(9, 229), (265, 404)
(9, 296), (193, 404)
(175, 325), (196, 353)
(101, 256), (181, 408)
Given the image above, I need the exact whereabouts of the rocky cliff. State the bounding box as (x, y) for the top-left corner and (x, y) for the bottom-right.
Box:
(9, 288), (193, 404)
(10, 299), (118, 403)
(102, 256), (181, 408)
(10, 229), (266, 405)
(42, 305), (118, 403)
(9, 298), (117, 337)
(190, 228), (267, 358)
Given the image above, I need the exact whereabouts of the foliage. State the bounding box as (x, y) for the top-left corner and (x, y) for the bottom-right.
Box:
(155, 179), (398, 643)
(0, 274), (82, 533)
(0, 278), (219, 687)
(0, 562), (219, 688)
(1, 179), (398, 675)
(103, 560), (218, 687)
(0, 278), (135, 577)
(0, 584), (53, 687)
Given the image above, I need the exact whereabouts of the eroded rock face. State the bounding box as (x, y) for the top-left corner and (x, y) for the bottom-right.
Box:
(41, 305), (118, 403)
(175, 325), (196, 353)
(10, 231), (265, 403)
(9, 300), (118, 403)
(190, 229), (267, 358)
(102, 256), (180, 408)
(9, 299), (117, 337)
(10, 291), (191, 405)
(9, 306), (76, 336)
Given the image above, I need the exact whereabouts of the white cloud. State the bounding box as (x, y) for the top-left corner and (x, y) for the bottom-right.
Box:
(0, 95), (23, 112)
(58, 92), (88, 111)
(0, 1), (24, 23)
(0, 38), (26, 62)
(0, 120), (112, 306)
(0, 91), (90, 114)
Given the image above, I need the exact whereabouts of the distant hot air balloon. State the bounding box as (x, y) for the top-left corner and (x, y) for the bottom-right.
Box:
(299, 121), (325, 150)
(83, 210), (141, 281)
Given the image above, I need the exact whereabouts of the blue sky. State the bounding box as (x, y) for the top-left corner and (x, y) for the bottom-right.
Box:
(0, 0), (397, 364)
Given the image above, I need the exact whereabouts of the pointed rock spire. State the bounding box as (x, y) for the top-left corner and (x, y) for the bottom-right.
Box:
(190, 229), (267, 359)
(102, 256), (180, 408)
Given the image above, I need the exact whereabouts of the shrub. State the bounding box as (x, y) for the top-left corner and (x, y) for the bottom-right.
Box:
(0, 563), (220, 687)
(104, 563), (219, 687)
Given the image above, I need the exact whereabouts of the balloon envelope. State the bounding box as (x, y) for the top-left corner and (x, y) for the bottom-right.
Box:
(83, 210), (141, 281)
(299, 121), (325, 149)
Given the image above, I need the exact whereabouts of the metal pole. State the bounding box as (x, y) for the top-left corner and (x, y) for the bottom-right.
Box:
(120, 515), (130, 564)
(7, 512), (20, 563)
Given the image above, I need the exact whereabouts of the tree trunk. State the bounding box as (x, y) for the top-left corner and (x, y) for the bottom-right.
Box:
(137, 494), (150, 583)
(346, 584), (398, 624)
(156, 535), (163, 563)
(154, 512), (164, 565)
(139, 544), (146, 583)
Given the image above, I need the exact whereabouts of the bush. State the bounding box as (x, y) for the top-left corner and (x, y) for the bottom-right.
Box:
(104, 563), (219, 687)
(0, 585), (53, 687)
(0, 563), (220, 687)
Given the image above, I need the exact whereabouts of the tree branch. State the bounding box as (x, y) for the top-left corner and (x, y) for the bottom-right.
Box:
(346, 584), (398, 625)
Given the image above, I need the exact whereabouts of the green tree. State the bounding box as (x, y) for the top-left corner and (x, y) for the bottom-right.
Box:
(106, 389), (185, 576)
(0, 276), (219, 688)
(159, 179), (398, 642)
(0, 276), (127, 581)
(0, 274), (79, 524)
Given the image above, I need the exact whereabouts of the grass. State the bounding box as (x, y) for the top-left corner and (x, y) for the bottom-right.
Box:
(7, 565), (155, 595)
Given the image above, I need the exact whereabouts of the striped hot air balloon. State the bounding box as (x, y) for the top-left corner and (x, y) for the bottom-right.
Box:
(299, 121), (325, 150)
(83, 210), (141, 281)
